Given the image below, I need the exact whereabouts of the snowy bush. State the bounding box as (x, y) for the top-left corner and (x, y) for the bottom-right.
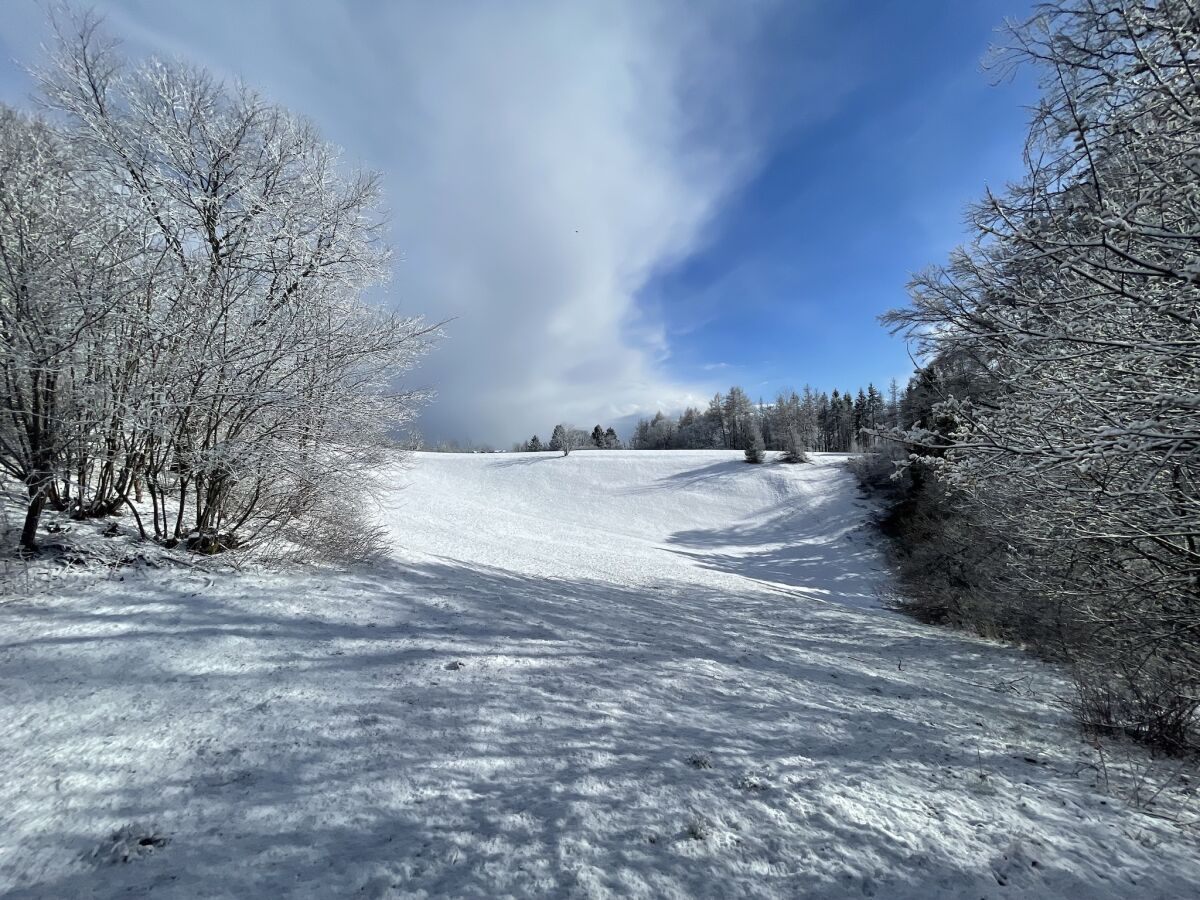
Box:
(684, 815), (711, 841)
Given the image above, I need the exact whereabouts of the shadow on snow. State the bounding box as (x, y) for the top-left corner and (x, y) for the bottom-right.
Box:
(0, 553), (1139, 899)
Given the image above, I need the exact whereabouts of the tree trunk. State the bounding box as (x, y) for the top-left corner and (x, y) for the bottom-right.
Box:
(20, 482), (47, 550)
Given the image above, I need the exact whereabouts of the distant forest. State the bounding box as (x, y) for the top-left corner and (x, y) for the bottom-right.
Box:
(506, 381), (919, 456)
(628, 383), (898, 453)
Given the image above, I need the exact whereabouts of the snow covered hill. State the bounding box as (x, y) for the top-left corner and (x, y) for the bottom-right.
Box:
(387, 450), (881, 609)
(1, 451), (1197, 898)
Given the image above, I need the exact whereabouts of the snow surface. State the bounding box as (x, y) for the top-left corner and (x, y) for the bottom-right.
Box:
(1, 450), (1197, 898)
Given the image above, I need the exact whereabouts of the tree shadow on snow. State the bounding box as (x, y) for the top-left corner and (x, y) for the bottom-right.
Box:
(0, 558), (1186, 899)
(664, 485), (882, 609)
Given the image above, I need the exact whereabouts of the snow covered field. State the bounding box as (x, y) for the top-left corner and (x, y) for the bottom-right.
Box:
(1, 450), (1197, 898)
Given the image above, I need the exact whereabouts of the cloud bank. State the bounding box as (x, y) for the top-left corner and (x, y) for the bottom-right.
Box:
(17, 1), (776, 444)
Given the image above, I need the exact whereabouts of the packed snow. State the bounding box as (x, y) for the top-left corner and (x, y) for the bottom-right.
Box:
(1, 451), (1197, 898)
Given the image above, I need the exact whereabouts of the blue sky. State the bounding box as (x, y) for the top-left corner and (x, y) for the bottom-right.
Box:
(0, 1), (1038, 444)
(644, 0), (1039, 402)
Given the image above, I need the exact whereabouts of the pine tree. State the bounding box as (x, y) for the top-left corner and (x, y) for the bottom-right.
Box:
(864, 383), (884, 447)
(800, 386), (819, 451)
(887, 378), (902, 429)
(743, 419), (765, 464)
(591, 425), (605, 448)
(550, 423), (586, 456)
(603, 427), (620, 449)
(854, 389), (868, 446)
(705, 393), (728, 448)
(527, 435), (543, 452)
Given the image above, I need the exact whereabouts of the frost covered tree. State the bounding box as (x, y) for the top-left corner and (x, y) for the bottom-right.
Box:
(549, 424), (587, 456)
(628, 383), (879, 453)
(884, 0), (1200, 752)
(705, 393), (728, 448)
(1, 12), (435, 557)
(723, 387), (755, 451)
(781, 428), (808, 464)
(0, 107), (142, 547)
(632, 411), (675, 450)
(548, 425), (567, 454)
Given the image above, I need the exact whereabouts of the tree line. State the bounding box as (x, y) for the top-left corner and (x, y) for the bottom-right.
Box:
(1, 14), (434, 557)
(871, 0), (1199, 754)
(631, 384), (894, 453)
(517, 424), (621, 454)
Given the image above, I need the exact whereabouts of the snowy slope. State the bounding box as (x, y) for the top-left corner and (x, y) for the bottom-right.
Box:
(387, 450), (880, 608)
(1, 451), (1197, 899)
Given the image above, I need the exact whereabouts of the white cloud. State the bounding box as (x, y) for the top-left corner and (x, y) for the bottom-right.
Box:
(27, 0), (780, 443)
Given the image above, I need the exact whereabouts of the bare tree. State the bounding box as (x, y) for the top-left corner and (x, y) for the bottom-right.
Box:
(885, 0), (1200, 751)
(0, 11), (437, 557)
(780, 427), (808, 464)
(0, 106), (143, 547)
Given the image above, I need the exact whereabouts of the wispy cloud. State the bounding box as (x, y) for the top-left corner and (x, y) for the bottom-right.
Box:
(48, 0), (778, 443)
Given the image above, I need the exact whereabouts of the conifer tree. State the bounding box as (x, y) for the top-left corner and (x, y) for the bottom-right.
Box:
(743, 420), (765, 464)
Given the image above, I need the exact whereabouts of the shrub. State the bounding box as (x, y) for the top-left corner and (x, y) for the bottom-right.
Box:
(781, 428), (809, 464)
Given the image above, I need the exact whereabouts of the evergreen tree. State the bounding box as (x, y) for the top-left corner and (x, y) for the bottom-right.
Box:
(854, 389), (868, 446)
(549, 423), (587, 456)
(866, 383), (884, 435)
(616, 382), (891, 453)
(822, 391), (839, 451)
(603, 426), (620, 449)
(843, 391), (856, 449)
(705, 393), (728, 448)
(591, 425), (605, 448)
(799, 386), (820, 451)
(527, 435), (543, 452)
(743, 419), (765, 464)
(887, 378), (902, 429)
